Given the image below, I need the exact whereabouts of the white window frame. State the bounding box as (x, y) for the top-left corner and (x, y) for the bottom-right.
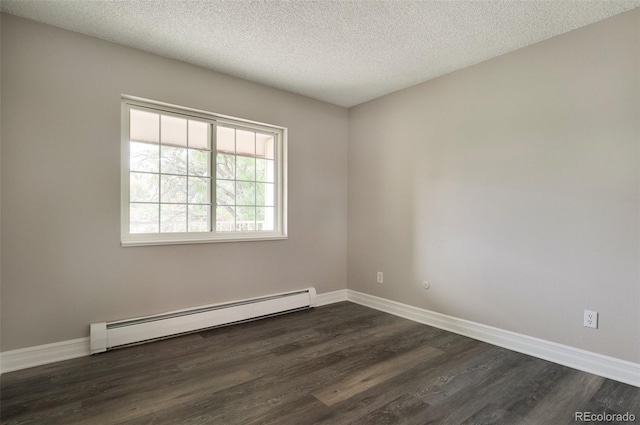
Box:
(121, 96), (288, 246)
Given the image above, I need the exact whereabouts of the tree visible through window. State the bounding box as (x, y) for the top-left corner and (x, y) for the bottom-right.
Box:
(215, 126), (276, 232)
(121, 98), (287, 246)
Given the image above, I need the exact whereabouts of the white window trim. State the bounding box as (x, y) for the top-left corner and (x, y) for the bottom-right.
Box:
(121, 96), (288, 247)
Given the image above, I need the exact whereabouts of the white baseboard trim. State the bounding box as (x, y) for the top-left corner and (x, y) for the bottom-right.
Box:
(316, 289), (348, 306)
(1, 337), (90, 375)
(346, 290), (640, 387)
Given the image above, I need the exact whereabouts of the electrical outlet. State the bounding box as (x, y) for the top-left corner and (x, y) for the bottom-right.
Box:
(377, 272), (383, 284)
(584, 310), (598, 329)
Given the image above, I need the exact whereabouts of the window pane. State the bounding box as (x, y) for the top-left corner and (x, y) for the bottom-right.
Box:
(188, 149), (209, 177)
(161, 175), (187, 203)
(130, 109), (159, 143)
(236, 130), (255, 156)
(236, 207), (255, 231)
(130, 203), (159, 233)
(217, 126), (235, 153)
(257, 207), (275, 231)
(161, 146), (187, 175)
(188, 177), (210, 204)
(188, 205), (209, 232)
(216, 206), (235, 232)
(130, 172), (159, 202)
(130, 142), (159, 173)
(236, 181), (255, 206)
(188, 120), (209, 149)
(216, 153), (235, 179)
(161, 115), (187, 146)
(216, 180), (235, 205)
(236, 156), (256, 181)
(256, 133), (274, 159)
(256, 159), (274, 183)
(256, 183), (274, 207)
(161, 204), (187, 232)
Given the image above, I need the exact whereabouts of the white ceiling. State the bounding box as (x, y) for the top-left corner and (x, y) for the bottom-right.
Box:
(2, 1), (639, 107)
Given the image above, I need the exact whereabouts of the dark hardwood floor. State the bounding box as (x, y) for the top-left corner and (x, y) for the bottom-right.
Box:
(2, 302), (639, 424)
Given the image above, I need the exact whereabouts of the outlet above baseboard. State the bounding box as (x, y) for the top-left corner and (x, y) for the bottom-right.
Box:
(584, 310), (598, 329)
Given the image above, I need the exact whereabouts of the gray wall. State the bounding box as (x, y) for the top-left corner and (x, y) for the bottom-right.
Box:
(348, 10), (640, 363)
(0, 15), (348, 351)
(2, 10), (639, 365)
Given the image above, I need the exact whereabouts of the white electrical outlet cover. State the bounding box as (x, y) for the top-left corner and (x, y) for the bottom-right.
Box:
(584, 310), (598, 329)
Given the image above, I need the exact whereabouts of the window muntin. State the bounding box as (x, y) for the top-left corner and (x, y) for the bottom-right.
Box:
(121, 98), (287, 246)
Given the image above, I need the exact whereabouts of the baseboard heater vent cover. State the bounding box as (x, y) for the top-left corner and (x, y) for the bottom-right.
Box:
(90, 288), (317, 354)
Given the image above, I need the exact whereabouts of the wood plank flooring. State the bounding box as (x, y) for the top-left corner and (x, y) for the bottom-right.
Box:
(2, 302), (639, 424)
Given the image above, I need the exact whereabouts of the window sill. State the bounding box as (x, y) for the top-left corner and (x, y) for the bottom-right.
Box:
(121, 233), (288, 247)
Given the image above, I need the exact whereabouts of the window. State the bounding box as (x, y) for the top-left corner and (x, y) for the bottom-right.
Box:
(121, 97), (287, 246)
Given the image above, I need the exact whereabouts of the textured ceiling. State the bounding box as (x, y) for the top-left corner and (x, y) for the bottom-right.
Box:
(2, 1), (639, 107)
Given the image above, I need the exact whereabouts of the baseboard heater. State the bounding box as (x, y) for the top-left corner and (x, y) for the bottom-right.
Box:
(90, 288), (317, 354)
